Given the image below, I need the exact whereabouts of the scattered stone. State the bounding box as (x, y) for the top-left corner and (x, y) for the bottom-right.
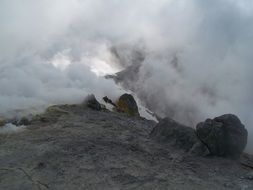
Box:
(84, 94), (102, 111)
(117, 94), (139, 116)
(196, 114), (247, 158)
(103, 96), (117, 107)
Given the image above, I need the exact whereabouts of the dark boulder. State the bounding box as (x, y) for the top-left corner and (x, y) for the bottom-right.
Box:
(196, 114), (248, 158)
(117, 94), (139, 116)
(84, 94), (102, 111)
(18, 117), (31, 125)
(12, 117), (31, 126)
(150, 117), (208, 155)
(103, 96), (117, 107)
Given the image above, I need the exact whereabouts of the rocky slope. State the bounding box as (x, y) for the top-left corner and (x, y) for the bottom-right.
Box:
(1, 104), (253, 190)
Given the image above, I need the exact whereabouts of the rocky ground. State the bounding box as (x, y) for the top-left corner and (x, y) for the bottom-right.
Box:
(1, 104), (253, 190)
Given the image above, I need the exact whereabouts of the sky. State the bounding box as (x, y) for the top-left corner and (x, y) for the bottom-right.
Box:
(0, 0), (252, 149)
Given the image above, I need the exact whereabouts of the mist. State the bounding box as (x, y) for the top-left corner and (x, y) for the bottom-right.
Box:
(0, 1), (252, 150)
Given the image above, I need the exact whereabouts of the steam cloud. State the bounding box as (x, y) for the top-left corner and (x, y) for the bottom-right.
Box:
(0, 1), (252, 150)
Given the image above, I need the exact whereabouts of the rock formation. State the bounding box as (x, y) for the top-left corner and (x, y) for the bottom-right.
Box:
(0, 103), (252, 189)
(150, 114), (248, 159)
(150, 117), (199, 151)
(150, 117), (210, 156)
(196, 114), (248, 158)
(83, 94), (102, 111)
(117, 93), (140, 116)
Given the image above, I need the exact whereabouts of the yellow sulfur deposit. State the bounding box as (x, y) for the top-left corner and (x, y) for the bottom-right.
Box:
(0, 117), (6, 127)
(116, 94), (139, 117)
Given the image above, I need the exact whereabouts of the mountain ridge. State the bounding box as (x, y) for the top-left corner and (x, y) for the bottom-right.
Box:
(1, 101), (253, 189)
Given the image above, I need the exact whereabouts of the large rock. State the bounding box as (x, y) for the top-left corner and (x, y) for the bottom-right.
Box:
(0, 117), (6, 127)
(117, 94), (139, 116)
(84, 94), (102, 111)
(196, 114), (248, 158)
(11, 116), (31, 126)
(150, 118), (208, 154)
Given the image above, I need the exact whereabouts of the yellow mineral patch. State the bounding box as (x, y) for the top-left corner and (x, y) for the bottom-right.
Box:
(31, 105), (71, 124)
(0, 117), (6, 127)
(116, 94), (140, 117)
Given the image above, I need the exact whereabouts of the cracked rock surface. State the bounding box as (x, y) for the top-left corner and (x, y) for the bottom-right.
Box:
(0, 105), (253, 190)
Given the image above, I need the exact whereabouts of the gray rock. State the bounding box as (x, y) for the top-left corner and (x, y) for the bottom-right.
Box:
(189, 141), (210, 156)
(84, 94), (102, 111)
(19, 117), (31, 126)
(196, 114), (248, 158)
(150, 117), (203, 153)
(12, 117), (31, 126)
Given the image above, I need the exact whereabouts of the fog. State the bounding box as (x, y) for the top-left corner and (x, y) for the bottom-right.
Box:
(0, 0), (252, 150)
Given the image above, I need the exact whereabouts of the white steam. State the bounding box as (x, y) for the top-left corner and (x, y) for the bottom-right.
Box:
(0, 1), (252, 149)
(0, 123), (26, 134)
